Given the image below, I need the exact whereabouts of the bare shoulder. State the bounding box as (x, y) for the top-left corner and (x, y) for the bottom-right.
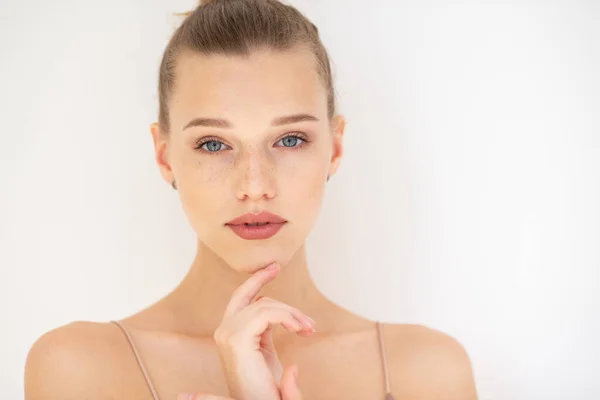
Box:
(383, 323), (478, 400)
(24, 320), (148, 400)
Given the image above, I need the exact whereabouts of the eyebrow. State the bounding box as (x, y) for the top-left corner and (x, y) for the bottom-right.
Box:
(182, 113), (320, 130)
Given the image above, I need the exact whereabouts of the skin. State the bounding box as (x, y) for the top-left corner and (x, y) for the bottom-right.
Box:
(24, 46), (478, 400)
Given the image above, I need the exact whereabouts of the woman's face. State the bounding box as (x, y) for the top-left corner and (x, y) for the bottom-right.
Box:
(151, 47), (345, 273)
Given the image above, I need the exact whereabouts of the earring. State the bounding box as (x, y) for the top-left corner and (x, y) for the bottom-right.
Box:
(171, 180), (177, 190)
(327, 175), (330, 182)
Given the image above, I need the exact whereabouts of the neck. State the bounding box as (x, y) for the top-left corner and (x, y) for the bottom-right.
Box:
(164, 239), (363, 338)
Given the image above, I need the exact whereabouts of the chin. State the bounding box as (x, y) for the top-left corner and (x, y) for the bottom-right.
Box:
(228, 253), (291, 274)
(218, 242), (300, 274)
(200, 223), (309, 273)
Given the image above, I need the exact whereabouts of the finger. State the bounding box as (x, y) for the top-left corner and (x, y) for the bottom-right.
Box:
(259, 323), (275, 353)
(215, 306), (306, 348)
(177, 394), (234, 400)
(259, 324), (284, 383)
(280, 365), (303, 400)
(224, 262), (280, 317)
(244, 306), (306, 338)
(252, 297), (316, 332)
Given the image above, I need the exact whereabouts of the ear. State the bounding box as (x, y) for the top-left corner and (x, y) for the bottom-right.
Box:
(327, 114), (346, 179)
(150, 122), (175, 186)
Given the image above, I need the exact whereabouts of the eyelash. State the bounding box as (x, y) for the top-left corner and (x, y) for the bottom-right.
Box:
(194, 133), (310, 154)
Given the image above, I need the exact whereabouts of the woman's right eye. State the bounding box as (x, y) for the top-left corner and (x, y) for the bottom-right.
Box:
(195, 139), (230, 153)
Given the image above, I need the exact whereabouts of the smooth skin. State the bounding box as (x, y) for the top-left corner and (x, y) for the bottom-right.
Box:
(195, 262), (310, 400)
(24, 46), (478, 400)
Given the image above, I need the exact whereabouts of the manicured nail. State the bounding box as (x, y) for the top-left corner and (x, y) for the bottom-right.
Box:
(301, 316), (316, 328)
(266, 262), (278, 271)
(301, 318), (313, 329)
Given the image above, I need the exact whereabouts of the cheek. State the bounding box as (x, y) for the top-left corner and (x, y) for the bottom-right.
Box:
(278, 153), (328, 219)
(177, 145), (328, 236)
(179, 147), (234, 180)
(178, 159), (235, 235)
(284, 163), (324, 197)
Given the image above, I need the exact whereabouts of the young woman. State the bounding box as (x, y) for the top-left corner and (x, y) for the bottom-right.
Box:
(24, 1), (478, 399)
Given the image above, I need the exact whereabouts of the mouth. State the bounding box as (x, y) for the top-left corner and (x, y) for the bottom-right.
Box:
(226, 211), (287, 226)
(226, 220), (286, 240)
(225, 211), (287, 240)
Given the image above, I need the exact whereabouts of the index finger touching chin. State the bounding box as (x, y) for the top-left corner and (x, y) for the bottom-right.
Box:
(224, 262), (280, 316)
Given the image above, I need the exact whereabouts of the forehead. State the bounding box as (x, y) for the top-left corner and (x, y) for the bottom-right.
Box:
(169, 47), (328, 129)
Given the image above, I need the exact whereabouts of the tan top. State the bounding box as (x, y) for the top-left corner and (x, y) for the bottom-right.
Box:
(111, 320), (395, 400)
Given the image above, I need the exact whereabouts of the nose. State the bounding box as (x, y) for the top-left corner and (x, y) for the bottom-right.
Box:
(234, 149), (276, 201)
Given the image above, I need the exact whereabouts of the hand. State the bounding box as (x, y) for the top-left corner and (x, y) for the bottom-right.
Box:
(212, 262), (315, 400)
(177, 363), (304, 400)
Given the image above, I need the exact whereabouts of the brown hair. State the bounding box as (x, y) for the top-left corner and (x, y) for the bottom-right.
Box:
(157, 0), (337, 133)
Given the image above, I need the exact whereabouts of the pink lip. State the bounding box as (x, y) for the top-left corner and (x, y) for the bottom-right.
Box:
(225, 211), (287, 240)
(226, 211), (287, 225)
(227, 222), (285, 240)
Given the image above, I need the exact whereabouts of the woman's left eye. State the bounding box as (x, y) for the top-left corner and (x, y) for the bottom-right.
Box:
(275, 134), (306, 148)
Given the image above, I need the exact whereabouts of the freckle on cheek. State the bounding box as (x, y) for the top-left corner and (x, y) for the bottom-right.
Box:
(204, 164), (231, 182)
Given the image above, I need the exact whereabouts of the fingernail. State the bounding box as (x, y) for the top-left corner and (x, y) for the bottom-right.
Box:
(266, 262), (278, 271)
(302, 316), (316, 329)
(177, 394), (194, 400)
(301, 318), (313, 330)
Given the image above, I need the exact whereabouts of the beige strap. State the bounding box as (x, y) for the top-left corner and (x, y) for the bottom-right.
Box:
(376, 321), (396, 400)
(111, 320), (161, 400)
(111, 319), (391, 400)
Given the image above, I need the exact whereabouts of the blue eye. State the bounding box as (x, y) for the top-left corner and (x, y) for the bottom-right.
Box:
(201, 140), (225, 152)
(276, 135), (306, 148)
(194, 133), (308, 154)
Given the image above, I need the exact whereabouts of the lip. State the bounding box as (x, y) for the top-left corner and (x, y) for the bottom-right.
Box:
(225, 211), (287, 240)
(227, 222), (285, 240)
(226, 211), (287, 225)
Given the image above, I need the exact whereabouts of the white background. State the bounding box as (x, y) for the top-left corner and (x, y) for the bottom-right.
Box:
(1, 1), (599, 399)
